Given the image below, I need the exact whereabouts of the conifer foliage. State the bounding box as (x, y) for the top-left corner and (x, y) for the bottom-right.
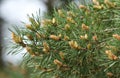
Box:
(10, 0), (120, 78)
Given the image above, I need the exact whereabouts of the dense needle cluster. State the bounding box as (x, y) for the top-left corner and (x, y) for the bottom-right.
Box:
(10, 0), (120, 78)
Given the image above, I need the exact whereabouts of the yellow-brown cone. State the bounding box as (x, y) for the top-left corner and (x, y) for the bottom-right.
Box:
(82, 23), (89, 31)
(113, 34), (120, 41)
(50, 35), (60, 41)
(12, 32), (22, 43)
(54, 59), (63, 67)
(93, 0), (100, 5)
(105, 50), (118, 60)
(69, 40), (81, 50)
(43, 42), (50, 53)
(104, 0), (115, 8)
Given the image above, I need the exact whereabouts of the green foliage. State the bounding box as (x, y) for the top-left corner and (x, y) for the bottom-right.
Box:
(10, 0), (120, 78)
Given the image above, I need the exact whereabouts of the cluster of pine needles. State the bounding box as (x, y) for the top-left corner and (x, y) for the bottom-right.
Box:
(9, 0), (120, 78)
